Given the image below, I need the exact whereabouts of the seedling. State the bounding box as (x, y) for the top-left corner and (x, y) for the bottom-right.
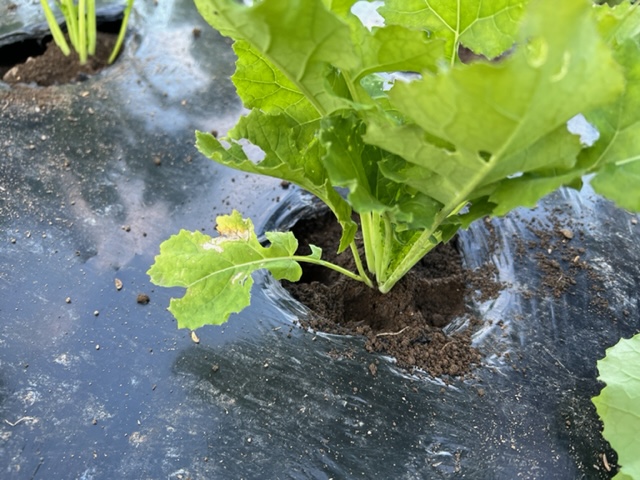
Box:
(40, 0), (134, 64)
(149, 0), (640, 330)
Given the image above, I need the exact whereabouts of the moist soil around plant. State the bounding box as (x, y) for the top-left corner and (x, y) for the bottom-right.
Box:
(283, 211), (502, 378)
(2, 32), (118, 86)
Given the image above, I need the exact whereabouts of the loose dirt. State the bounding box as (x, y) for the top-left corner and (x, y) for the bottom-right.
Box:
(3, 32), (118, 86)
(283, 211), (503, 377)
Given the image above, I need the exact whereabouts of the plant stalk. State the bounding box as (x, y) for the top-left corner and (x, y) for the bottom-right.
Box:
(291, 255), (368, 284)
(360, 212), (377, 275)
(349, 241), (374, 288)
(108, 0), (135, 64)
(40, 0), (71, 55)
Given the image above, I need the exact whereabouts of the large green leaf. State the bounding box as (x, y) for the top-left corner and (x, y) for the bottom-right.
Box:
(194, 0), (357, 115)
(593, 334), (640, 480)
(196, 112), (357, 252)
(390, 0), (623, 159)
(380, 0), (526, 62)
(147, 211), (318, 330)
(373, 0), (623, 218)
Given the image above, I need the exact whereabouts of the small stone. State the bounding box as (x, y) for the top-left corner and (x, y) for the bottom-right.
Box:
(92, 419), (97, 425)
(368, 362), (378, 376)
(632, 218), (638, 225)
(114, 278), (123, 291)
(137, 294), (150, 305)
(211, 364), (220, 373)
(191, 331), (200, 344)
(192, 27), (201, 38)
(121, 225), (131, 232)
(65, 297), (71, 304)
(93, 310), (99, 316)
(95, 344), (100, 350)
(153, 156), (161, 166)
(559, 228), (574, 240)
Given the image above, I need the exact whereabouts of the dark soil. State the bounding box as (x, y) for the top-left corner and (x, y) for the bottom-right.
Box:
(2, 32), (118, 86)
(283, 211), (503, 377)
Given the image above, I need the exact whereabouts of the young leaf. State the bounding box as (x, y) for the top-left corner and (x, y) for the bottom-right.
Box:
(320, 112), (441, 229)
(380, 0), (526, 63)
(147, 211), (317, 330)
(592, 334), (640, 480)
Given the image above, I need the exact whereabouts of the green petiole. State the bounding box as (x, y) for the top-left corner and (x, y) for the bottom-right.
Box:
(39, 0), (134, 66)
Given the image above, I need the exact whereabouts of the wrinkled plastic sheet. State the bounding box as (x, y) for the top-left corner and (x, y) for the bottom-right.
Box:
(1, 1), (639, 478)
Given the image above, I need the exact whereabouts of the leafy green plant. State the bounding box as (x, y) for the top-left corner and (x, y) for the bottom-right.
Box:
(593, 333), (640, 480)
(149, 0), (640, 330)
(40, 0), (134, 64)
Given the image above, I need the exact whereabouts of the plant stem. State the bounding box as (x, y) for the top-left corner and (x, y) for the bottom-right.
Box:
(349, 241), (374, 288)
(360, 212), (377, 275)
(291, 255), (368, 284)
(63, 0), (79, 54)
(108, 0), (134, 64)
(40, 0), (71, 55)
(372, 212), (384, 279)
(379, 160), (494, 293)
(87, 0), (96, 56)
(77, 0), (87, 64)
(378, 214), (393, 284)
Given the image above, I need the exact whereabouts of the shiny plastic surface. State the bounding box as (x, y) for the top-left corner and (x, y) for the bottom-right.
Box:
(1, 1), (639, 478)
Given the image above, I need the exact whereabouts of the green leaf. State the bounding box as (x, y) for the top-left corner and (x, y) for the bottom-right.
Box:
(194, 0), (358, 115)
(389, 0), (623, 160)
(592, 334), (640, 480)
(147, 211), (317, 330)
(320, 112), (441, 229)
(196, 112), (356, 252)
(580, 38), (640, 211)
(372, 0), (623, 218)
(380, 0), (526, 63)
(350, 24), (445, 81)
(593, 1), (640, 45)
(592, 163), (640, 212)
(232, 40), (320, 124)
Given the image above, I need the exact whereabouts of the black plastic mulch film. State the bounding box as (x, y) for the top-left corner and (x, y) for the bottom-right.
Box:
(1, 2), (638, 478)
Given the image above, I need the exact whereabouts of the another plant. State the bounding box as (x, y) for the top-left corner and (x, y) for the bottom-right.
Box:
(149, 0), (640, 330)
(40, 0), (134, 64)
(592, 334), (640, 480)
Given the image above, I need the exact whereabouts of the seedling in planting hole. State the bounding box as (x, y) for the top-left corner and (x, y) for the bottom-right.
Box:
(40, 0), (134, 64)
(149, 0), (640, 331)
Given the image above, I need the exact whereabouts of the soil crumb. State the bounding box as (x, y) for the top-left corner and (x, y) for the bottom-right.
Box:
(283, 211), (502, 377)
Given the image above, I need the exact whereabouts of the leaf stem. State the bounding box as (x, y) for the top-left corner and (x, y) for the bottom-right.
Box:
(372, 212), (384, 279)
(291, 255), (368, 284)
(108, 0), (134, 64)
(378, 214), (393, 284)
(360, 212), (377, 275)
(349, 241), (374, 288)
(379, 161), (493, 293)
